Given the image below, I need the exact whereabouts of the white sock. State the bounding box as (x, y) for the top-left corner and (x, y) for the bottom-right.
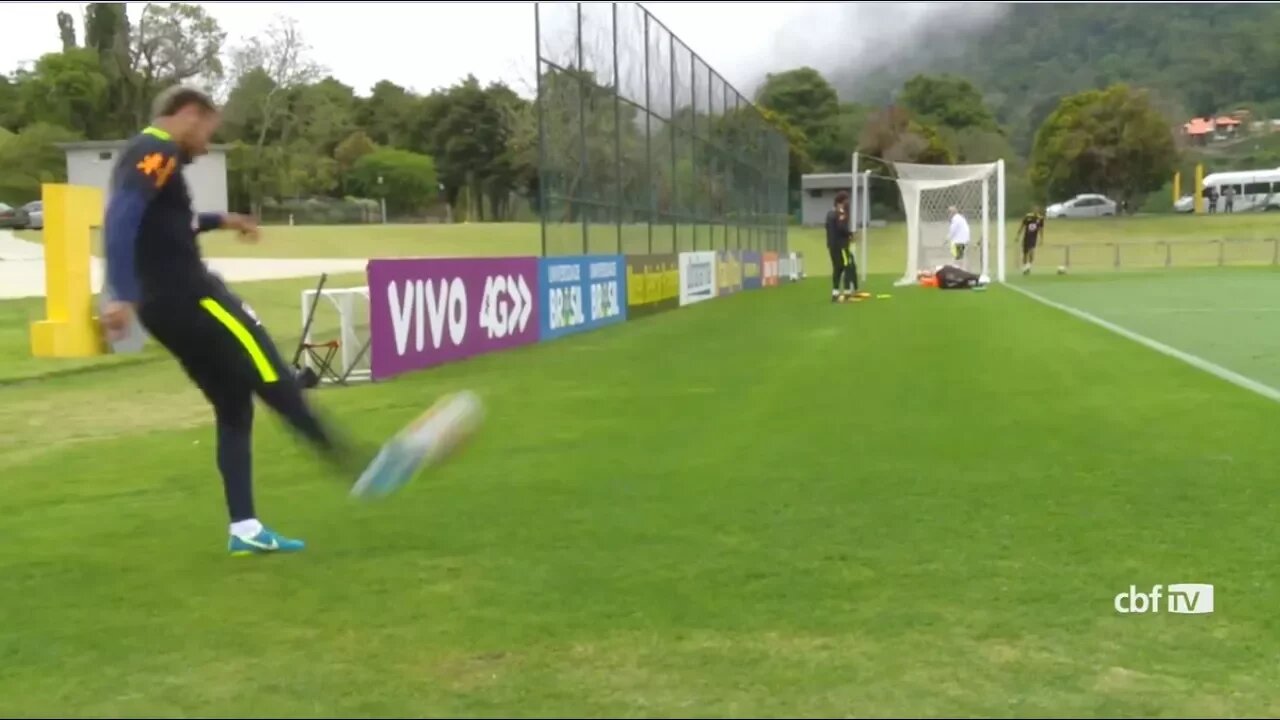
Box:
(230, 518), (264, 538)
(832, 289), (839, 296)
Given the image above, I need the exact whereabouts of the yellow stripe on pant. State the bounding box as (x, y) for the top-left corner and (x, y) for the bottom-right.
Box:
(198, 297), (280, 383)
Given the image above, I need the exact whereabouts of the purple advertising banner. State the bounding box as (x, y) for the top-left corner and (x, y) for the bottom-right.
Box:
(368, 256), (541, 380)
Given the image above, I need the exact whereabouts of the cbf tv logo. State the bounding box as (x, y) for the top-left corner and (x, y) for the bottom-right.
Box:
(1114, 584), (1214, 615)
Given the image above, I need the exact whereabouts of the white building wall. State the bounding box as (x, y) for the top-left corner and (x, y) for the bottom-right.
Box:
(65, 146), (228, 214)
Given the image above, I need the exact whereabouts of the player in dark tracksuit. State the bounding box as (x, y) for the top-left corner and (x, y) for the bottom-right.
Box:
(101, 87), (372, 556)
(1016, 208), (1046, 274)
(826, 191), (858, 302)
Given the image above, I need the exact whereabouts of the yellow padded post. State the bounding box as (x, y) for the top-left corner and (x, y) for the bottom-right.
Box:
(1194, 164), (1205, 215)
(29, 183), (106, 358)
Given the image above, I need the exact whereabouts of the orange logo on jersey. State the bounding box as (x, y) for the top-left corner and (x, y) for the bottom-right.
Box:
(136, 152), (177, 189)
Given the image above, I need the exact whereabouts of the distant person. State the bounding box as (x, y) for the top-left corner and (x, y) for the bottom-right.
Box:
(825, 191), (857, 302)
(916, 265), (989, 290)
(1016, 206), (1046, 275)
(947, 205), (970, 265)
(1224, 185), (1236, 213)
(1207, 187), (1218, 214)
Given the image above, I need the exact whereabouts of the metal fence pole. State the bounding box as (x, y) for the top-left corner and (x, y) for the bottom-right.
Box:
(1113, 242), (1120, 268)
(1273, 237), (1278, 266)
(574, 3), (588, 256)
(690, 55), (697, 252)
(669, 33), (677, 254)
(1164, 241), (1172, 268)
(1065, 245), (1072, 269)
(535, 3), (547, 258)
(643, 13), (652, 256)
(612, 3), (622, 256)
(1217, 239), (1225, 266)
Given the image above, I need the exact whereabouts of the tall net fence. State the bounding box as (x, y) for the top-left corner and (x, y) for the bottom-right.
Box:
(536, 2), (789, 257)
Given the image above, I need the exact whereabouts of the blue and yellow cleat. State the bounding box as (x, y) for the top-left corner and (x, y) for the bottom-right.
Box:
(228, 527), (306, 556)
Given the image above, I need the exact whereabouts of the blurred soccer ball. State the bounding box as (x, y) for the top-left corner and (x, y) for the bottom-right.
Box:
(404, 391), (485, 464)
(1056, 266), (1068, 275)
(978, 273), (990, 285)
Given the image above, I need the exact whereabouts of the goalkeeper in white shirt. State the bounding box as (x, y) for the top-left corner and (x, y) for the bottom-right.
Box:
(946, 206), (970, 264)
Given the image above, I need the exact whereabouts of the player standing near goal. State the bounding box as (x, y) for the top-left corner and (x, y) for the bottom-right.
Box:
(826, 191), (858, 302)
(946, 205), (970, 265)
(1016, 206), (1046, 274)
(101, 87), (434, 556)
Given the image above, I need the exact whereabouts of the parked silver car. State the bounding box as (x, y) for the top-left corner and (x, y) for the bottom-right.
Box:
(0, 202), (28, 229)
(1045, 193), (1118, 219)
(20, 200), (43, 229)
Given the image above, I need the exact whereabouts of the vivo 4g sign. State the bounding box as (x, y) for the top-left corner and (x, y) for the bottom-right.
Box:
(679, 251), (717, 306)
(367, 257), (540, 380)
(538, 255), (627, 341)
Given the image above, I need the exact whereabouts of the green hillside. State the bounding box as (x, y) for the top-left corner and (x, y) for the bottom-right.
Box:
(842, 4), (1280, 154)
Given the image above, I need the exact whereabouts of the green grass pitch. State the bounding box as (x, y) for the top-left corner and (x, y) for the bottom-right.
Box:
(4, 222), (1280, 715)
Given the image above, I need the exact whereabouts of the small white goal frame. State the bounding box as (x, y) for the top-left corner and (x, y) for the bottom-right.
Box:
(300, 285), (372, 384)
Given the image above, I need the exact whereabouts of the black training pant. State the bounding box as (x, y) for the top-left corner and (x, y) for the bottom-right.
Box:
(138, 282), (354, 522)
(829, 245), (852, 291)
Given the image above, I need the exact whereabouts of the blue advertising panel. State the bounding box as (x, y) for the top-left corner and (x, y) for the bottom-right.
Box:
(741, 251), (763, 290)
(538, 255), (628, 341)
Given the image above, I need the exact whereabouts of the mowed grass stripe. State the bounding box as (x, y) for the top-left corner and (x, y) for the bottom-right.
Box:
(1, 278), (1279, 716)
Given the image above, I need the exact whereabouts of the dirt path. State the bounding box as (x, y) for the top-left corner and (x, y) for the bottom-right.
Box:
(0, 231), (366, 300)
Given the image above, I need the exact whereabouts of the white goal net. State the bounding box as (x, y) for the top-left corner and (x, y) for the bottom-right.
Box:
(891, 160), (1006, 285)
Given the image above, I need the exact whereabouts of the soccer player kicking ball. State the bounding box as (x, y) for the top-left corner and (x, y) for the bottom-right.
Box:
(946, 205), (970, 268)
(1016, 206), (1045, 275)
(102, 87), (446, 556)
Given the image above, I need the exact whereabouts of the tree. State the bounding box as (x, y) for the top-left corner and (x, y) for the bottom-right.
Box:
(333, 130), (376, 192)
(1029, 84), (1177, 211)
(855, 105), (954, 215)
(858, 105), (954, 165)
(758, 107), (814, 188)
(291, 77), (358, 154)
(419, 76), (531, 220)
(57, 11), (78, 51)
(223, 15), (323, 210)
(83, 2), (133, 136)
(0, 123), (81, 205)
(0, 76), (22, 132)
(898, 74), (999, 132)
(348, 148), (438, 216)
(15, 50), (111, 138)
(829, 102), (871, 168)
(755, 67), (841, 168)
(358, 80), (418, 149)
(940, 126), (1015, 164)
(756, 67), (839, 143)
(126, 3), (227, 126)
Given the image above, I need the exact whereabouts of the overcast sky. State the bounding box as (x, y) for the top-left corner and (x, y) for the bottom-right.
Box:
(1, 2), (843, 98)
